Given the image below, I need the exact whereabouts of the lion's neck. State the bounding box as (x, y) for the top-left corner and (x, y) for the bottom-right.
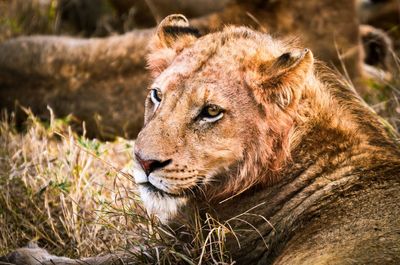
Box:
(197, 73), (399, 263)
(206, 119), (388, 263)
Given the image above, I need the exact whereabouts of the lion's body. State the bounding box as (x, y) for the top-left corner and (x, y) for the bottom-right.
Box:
(138, 17), (400, 264)
(208, 65), (400, 263)
(2, 16), (400, 265)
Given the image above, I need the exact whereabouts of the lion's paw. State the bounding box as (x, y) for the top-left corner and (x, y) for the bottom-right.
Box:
(0, 243), (53, 265)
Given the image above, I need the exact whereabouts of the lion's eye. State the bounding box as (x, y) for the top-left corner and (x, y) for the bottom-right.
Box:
(200, 104), (224, 122)
(150, 88), (162, 106)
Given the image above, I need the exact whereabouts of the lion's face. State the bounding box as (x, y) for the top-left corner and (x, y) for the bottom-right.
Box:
(133, 15), (313, 222)
(134, 45), (262, 221)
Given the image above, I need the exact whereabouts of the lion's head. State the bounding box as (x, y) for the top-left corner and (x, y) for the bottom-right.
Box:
(133, 15), (314, 222)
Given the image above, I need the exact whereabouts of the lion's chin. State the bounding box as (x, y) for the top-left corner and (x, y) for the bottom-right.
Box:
(138, 185), (188, 223)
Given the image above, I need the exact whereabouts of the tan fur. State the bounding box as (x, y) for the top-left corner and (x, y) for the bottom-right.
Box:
(137, 15), (400, 263)
(140, 19), (313, 201)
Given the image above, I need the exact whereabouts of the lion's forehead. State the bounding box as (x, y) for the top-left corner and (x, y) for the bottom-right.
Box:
(158, 32), (287, 87)
(152, 30), (291, 106)
(155, 49), (247, 93)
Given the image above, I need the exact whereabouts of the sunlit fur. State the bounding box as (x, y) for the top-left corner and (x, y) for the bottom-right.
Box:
(135, 17), (319, 221)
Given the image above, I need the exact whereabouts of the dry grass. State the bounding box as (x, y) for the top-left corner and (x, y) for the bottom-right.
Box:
(0, 110), (239, 264)
(0, 110), (138, 257)
(368, 50), (400, 132)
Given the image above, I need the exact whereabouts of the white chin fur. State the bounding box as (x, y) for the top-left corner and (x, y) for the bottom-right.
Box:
(138, 185), (187, 223)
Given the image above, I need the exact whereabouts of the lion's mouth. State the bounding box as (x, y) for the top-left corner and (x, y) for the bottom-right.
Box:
(140, 182), (183, 198)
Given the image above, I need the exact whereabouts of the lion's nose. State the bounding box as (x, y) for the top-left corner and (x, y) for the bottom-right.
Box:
(135, 153), (172, 176)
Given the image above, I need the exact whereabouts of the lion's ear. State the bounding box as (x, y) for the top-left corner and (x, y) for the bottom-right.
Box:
(147, 14), (200, 77)
(269, 49), (313, 81)
(249, 49), (314, 109)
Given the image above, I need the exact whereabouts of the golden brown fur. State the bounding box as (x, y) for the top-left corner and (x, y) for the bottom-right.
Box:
(2, 15), (400, 265)
(123, 14), (400, 264)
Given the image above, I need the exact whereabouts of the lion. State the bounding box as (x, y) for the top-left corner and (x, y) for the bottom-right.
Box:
(2, 14), (400, 265)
